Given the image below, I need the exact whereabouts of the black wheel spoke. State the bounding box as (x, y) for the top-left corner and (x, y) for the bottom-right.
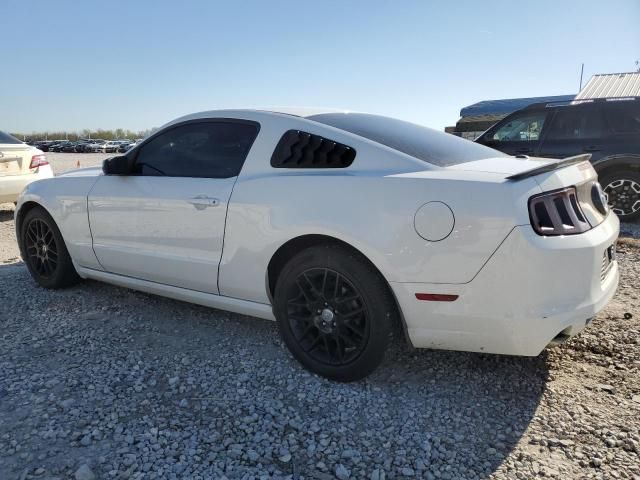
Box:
(27, 228), (38, 243)
(43, 259), (52, 275)
(286, 267), (369, 366)
(335, 294), (360, 305)
(288, 299), (308, 308)
(301, 272), (323, 300)
(289, 315), (313, 325)
(321, 269), (328, 298)
(332, 272), (341, 300)
(340, 307), (364, 319)
(295, 279), (314, 303)
(322, 335), (331, 355)
(298, 323), (317, 342)
(342, 321), (365, 339)
(337, 331), (359, 348)
(24, 218), (58, 279)
(334, 336), (345, 362)
(305, 334), (324, 353)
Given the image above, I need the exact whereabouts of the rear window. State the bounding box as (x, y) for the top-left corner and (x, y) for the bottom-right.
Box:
(604, 102), (640, 134)
(0, 131), (22, 144)
(307, 113), (505, 166)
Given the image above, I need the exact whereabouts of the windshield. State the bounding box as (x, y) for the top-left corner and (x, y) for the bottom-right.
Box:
(0, 131), (22, 144)
(308, 112), (505, 167)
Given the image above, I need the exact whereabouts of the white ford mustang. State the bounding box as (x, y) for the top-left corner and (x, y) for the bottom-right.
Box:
(15, 109), (619, 381)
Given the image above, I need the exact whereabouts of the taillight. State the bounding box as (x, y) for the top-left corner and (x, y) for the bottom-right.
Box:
(528, 187), (591, 236)
(29, 154), (48, 169)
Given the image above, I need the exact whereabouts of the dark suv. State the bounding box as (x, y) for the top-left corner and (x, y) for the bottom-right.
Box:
(476, 97), (640, 221)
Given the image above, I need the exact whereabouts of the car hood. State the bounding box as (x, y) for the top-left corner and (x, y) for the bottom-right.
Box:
(57, 166), (103, 177)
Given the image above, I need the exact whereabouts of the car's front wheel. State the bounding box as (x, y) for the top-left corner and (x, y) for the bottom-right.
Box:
(20, 207), (80, 289)
(274, 244), (396, 382)
(600, 169), (640, 221)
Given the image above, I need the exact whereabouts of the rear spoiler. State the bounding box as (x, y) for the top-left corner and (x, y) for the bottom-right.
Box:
(506, 154), (592, 181)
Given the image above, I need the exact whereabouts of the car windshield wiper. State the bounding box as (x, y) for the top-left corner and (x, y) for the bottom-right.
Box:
(136, 162), (166, 176)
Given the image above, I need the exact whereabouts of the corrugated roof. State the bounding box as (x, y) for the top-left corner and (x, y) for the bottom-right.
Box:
(576, 72), (640, 99)
(460, 95), (575, 118)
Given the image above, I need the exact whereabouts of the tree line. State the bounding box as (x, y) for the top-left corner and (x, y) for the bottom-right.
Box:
(10, 128), (155, 142)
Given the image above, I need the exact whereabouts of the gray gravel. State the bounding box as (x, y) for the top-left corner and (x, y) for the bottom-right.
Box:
(46, 152), (110, 175)
(0, 155), (639, 479)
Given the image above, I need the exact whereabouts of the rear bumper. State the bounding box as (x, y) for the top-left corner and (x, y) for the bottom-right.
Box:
(392, 213), (620, 356)
(0, 166), (54, 203)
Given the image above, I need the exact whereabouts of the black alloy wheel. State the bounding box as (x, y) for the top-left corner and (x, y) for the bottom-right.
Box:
(274, 244), (396, 382)
(286, 268), (370, 366)
(24, 217), (58, 278)
(20, 207), (80, 289)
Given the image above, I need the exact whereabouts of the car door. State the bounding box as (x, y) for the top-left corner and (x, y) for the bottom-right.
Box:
(536, 106), (607, 160)
(477, 110), (549, 156)
(87, 119), (260, 294)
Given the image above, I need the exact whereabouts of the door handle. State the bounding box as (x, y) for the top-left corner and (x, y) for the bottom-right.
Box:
(187, 195), (220, 210)
(583, 146), (601, 152)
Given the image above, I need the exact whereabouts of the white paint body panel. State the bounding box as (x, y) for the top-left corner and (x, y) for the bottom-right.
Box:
(88, 175), (234, 294)
(76, 266), (275, 321)
(15, 109), (620, 357)
(392, 213), (619, 354)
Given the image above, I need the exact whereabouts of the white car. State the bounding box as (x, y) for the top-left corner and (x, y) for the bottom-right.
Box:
(102, 141), (120, 153)
(15, 109), (619, 381)
(0, 131), (53, 204)
(85, 140), (106, 152)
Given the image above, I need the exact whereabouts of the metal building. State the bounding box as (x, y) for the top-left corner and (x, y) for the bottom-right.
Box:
(447, 71), (640, 140)
(575, 72), (640, 99)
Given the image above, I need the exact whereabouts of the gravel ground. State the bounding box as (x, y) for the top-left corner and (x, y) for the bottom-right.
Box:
(0, 154), (639, 479)
(46, 152), (110, 175)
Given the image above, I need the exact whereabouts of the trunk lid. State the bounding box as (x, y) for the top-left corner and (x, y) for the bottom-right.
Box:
(0, 144), (38, 176)
(450, 154), (606, 229)
(447, 154), (592, 179)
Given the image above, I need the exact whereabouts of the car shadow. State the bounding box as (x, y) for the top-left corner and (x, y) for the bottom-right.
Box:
(0, 265), (548, 479)
(0, 205), (15, 222)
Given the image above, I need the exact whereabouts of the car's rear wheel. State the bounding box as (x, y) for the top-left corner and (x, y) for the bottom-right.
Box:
(20, 207), (80, 289)
(274, 244), (395, 382)
(600, 169), (640, 221)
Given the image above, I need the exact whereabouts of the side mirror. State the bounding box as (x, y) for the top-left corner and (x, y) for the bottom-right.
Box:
(102, 155), (131, 175)
(479, 136), (495, 146)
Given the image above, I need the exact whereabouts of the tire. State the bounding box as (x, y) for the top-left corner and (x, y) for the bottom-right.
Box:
(20, 207), (80, 289)
(274, 244), (396, 382)
(599, 169), (640, 221)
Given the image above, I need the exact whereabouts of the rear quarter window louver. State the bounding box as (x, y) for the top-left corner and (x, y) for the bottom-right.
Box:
(270, 130), (356, 168)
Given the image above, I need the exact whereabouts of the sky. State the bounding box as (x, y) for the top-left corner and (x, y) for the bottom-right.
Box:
(2, 0), (639, 134)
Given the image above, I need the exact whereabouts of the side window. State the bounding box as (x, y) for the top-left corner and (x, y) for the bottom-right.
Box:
(492, 113), (547, 142)
(545, 108), (606, 140)
(134, 121), (259, 178)
(271, 130), (356, 168)
(604, 104), (640, 134)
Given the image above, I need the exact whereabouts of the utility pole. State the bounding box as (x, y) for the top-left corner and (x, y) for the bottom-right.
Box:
(579, 63), (584, 92)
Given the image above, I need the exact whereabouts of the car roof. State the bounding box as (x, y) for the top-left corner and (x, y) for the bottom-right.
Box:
(523, 96), (639, 112)
(168, 107), (349, 125)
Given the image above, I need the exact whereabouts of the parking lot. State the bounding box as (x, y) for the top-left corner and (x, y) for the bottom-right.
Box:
(1, 154), (639, 479)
